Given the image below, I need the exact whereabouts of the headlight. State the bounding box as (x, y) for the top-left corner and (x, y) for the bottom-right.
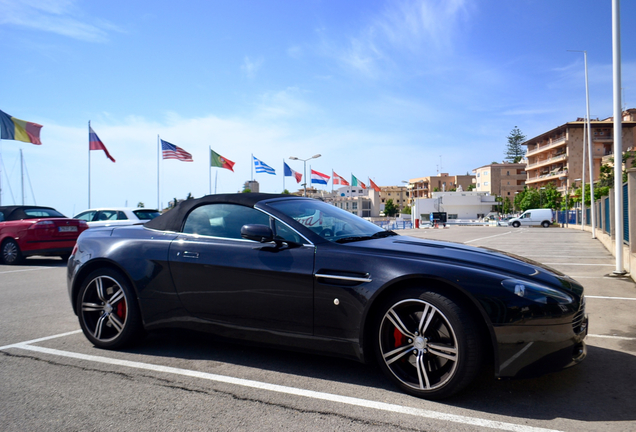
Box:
(501, 279), (573, 305)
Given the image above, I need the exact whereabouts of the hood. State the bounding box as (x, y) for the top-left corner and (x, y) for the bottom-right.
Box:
(345, 235), (572, 288)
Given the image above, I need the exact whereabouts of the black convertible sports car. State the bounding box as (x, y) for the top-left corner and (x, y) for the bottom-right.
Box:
(67, 193), (588, 399)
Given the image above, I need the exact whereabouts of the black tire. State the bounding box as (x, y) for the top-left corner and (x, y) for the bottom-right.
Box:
(1, 239), (23, 265)
(77, 268), (145, 349)
(541, 221), (550, 228)
(374, 289), (483, 399)
(511, 221), (520, 228)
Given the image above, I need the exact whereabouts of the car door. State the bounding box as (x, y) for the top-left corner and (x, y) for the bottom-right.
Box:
(168, 203), (315, 334)
(520, 211), (532, 226)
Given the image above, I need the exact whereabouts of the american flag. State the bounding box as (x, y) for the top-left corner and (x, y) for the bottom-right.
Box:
(161, 139), (193, 162)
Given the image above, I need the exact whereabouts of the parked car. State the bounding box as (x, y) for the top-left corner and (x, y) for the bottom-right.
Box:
(508, 208), (554, 228)
(1, 205), (88, 264)
(74, 207), (161, 228)
(67, 194), (587, 399)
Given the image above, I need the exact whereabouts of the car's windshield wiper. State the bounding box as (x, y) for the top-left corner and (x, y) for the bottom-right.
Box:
(334, 236), (374, 244)
(335, 231), (398, 244)
(371, 230), (398, 238)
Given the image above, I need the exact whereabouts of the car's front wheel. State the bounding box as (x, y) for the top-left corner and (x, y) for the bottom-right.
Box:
(374, 289), (483, 399)
(77, 268), (144, 349)
(1, 239), (23, 265)
(511, 221), (520, 228)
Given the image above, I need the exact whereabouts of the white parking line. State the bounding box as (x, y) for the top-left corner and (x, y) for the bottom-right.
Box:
(587, 296), (636, 301)
(463, 231), (513, 244)
(1, 332), (562, 432)
(588, 334), (636, 341)
(542, 263), (615, 267)
(0, 267), (58, 275)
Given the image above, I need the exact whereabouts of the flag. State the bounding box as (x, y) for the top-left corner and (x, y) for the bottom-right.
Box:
(161, 139), (193, 162)
(0, 110), (42, 145)
(332, 171), (350, 186)
(369, 178), (381, 192)
(253, 156), (276, 175)
(311, 169), (330, 185)
(210, 149), (235, 171)
(284, 162), (302, 183)
(351, 174), (366, 189)
(89, 125), (115, 162)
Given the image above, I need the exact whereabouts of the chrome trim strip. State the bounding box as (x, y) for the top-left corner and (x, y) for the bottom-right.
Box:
(315, 274), (372, 283)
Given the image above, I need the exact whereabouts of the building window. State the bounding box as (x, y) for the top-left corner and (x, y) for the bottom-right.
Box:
(352, 202), (358, 210)
(507, 171), (510, 175)
(484, 181), (489, 186)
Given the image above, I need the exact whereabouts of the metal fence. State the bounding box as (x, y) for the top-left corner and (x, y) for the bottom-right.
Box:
(374, 220), (413, 230)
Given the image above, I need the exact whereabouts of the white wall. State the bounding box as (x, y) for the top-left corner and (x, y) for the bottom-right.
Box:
(413, 191), (497, 221)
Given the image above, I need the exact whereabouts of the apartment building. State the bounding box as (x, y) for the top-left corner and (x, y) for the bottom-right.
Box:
(523, 109), (636, 192)
(407, 173), (475, 204)
(378, 185), (409, 212)
(473, 163), (526, 199)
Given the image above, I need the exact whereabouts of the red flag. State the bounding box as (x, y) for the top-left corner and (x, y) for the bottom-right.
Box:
(332, 171), (350, 186)
(369, 178), (381, 192)
(89, 125), (115, 162)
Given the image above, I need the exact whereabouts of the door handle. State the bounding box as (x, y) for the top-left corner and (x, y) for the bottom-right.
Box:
(182, 251), (199, 259)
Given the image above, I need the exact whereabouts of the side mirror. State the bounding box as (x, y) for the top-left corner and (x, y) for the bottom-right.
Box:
(241, 224), (274, 243)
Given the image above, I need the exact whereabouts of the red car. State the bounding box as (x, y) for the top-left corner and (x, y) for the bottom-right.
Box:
(0, 206), (88, 264)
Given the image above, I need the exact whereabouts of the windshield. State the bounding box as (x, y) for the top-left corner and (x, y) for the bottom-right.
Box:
(266, 199), (397, 243)
(134, 209), (161, 220)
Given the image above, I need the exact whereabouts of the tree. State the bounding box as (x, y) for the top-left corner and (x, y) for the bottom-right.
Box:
(505, 126), (526, 163)
(502, 197), (512, 214)
(401, 205), (411, 215)
(384, 199), (398, 217)
(467, 184), (475, 191)
(282, 189), (290, 194)
(242, 188), (251, 193)
(137, 202), (145, 208)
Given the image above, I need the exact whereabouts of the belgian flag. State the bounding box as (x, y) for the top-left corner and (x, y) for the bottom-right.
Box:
(0, 109), (42, 145)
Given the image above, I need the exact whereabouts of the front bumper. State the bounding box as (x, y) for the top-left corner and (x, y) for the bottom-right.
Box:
(495, 314), (588, 378)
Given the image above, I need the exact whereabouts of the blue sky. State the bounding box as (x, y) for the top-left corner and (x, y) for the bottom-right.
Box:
(1, 0), (635, 215)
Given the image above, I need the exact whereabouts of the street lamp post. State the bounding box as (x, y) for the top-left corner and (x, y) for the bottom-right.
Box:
(289, 154), (321, 196)
(568, 49), (596, 238)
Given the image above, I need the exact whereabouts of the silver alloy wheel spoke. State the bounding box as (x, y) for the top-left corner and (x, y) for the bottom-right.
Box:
(82, 302), (105, 312)
(108, 313), (124, 332)
(94, 314), (108, 339)
(109, 289), (124, 305)
(415, 352), (431, 389)
(427, 343), (458, 362)
(384, 344), (415, 365)
(419, 304), (436, 335)
(95, 278), (106, 303)
(387, 309), (415, 339)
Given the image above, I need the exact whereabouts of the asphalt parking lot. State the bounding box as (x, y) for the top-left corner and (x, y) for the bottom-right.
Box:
(1, 225), (635, 432)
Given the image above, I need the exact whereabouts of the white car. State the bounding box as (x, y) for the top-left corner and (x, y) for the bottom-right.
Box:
(74, 208), (161, 228)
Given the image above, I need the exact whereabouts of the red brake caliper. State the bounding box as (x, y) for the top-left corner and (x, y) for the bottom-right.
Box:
(394, 327), (404, 348)
(116, 301), (126, 319)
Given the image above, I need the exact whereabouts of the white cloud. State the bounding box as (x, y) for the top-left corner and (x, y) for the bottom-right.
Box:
(241, 56), (264, 79)
(0, 0), (122, 42)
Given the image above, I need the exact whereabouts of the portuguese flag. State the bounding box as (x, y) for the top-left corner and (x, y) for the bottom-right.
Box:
(210, 149), (235, 172)
(0, 109), (42, 145)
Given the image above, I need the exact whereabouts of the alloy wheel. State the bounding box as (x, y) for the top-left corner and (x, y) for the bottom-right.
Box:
(378, 298), (459, 391)
(80, 275), (128, 342)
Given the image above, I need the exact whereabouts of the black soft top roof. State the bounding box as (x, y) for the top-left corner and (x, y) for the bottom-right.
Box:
(144, 193), (297, 232)
(0, 206), (62, 221)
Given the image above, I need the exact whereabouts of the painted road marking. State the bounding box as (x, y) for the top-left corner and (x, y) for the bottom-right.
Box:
(1, 331), (562, 432)
(0, 267), (58, 275)
(588, 334), (636, 341)
(587, 296), (636, 301)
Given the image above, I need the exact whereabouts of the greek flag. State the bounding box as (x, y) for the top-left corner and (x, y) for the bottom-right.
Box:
(253, 156), (276, 175)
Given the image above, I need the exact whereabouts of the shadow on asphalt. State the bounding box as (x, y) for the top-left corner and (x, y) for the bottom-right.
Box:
(0, 257), (67, 268)
(119, 329), (635, 423)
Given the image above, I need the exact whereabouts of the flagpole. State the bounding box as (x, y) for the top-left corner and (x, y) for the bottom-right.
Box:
(215, 170), (218, 194)
(157, 135), (160, 210)
(0, 138), (3, 206)
(283, 159), (285, 192)
(88, 121), (91, 208)
(251, 153), (254, 181)
(209, 146), (212, 195)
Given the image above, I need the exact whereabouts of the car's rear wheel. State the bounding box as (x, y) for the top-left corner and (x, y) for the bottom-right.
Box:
(77, 268), (144, 349)
(374, 289), (483, 399)
(541, 221), (550, 228)
(511, 221), (520, 228)
(1, 239), (23, 265)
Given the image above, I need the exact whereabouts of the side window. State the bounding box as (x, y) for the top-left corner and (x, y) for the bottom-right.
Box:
(97, 211), (118, 221)
(117, 211), (129, 220)
(75, 211), (96, 222)
(182, 204), (269, 239)
(274, 219), (302, 243)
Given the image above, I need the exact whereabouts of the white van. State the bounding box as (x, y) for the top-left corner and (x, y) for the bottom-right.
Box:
(507, 209), (554, 228)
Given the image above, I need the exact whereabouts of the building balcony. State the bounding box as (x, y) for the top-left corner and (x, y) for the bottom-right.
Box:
(525, 136), (567, 157)
(526, 169), (568, 184)
(526, 153), (567, 169)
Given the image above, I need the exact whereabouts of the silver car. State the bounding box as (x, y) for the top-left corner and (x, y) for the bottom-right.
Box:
(74, 208), (161, 228)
